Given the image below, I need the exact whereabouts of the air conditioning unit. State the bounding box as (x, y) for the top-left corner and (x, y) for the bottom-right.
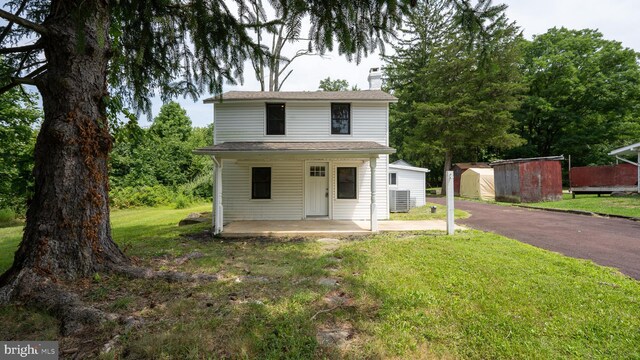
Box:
(390, 189), (410, 212)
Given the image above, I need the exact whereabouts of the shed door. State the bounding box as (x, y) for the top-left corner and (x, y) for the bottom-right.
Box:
(306, 163), (329, 217)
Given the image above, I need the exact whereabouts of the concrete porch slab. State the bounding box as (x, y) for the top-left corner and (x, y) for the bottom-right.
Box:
(221, 220), (466, 237)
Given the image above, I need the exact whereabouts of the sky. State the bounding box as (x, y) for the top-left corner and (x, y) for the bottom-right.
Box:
(160, 0), (640, 128)
(5, 0), (636, 127)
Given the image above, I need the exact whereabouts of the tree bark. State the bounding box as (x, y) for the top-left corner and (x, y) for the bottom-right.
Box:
(0, 0), (127, 301)
(441, 150), (452, 195)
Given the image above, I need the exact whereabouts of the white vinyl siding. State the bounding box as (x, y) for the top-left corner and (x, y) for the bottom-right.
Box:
(221, 157), (389, 221)
(213, 98), (391, 222)
(222, 160), (304, 220)
(332, 156), (389, 220)
(214, 102), (387, 144)
(390, 167), (426, 207)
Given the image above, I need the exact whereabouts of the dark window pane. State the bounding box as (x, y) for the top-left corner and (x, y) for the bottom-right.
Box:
(389, 173), (397, 185)
(252, 167), (271, 199)
(266, 103), (285, 135)
(331, 103), (350, 135)
(337, 167), (356, 199)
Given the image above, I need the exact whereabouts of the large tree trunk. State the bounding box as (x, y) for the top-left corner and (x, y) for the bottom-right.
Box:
(0, 0), (127, 301)
(441, 150), (452, 196)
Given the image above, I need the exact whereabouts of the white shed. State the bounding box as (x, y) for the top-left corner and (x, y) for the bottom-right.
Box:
(389, 160), (430, 209)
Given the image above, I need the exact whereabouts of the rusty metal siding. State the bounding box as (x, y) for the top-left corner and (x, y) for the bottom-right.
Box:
(494, 160), (562, 203)
(494, 163), (521, 202)
(541, 161), (563, 201)
(571, 163), (637, 187)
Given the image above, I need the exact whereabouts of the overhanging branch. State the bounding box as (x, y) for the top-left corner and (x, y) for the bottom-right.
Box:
(0, 8), (48, 35)
(0, 0), (28, 44)
(0, 41), (43, 54)
(0, 64), (47, 95)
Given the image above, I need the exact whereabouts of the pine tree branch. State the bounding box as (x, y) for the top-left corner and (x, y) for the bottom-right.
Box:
(0, 64), (47, 95)
(0, 8), (48, 35)
(0, 0), (28, 44)
(0, 41), (43, 54)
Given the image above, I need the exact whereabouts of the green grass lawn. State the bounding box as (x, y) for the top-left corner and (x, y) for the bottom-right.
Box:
(524, 193), (640, 218)
(390, 202), (469, 220)
(0, 204), (639, 358)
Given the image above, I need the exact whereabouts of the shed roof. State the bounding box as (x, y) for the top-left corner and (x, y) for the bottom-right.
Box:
(194, 141), (395, 157)
(203, 90), (398, 103)
(389, 162), (430, 173)
(608, 142), (640, 156)
(452, 162), (491, 170)
(391, 159), (414, 167)
(490, 155), (564, 166)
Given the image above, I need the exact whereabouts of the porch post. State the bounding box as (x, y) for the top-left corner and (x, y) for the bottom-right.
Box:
(213, 159), (224, 235)
(370, 157), (378, 232)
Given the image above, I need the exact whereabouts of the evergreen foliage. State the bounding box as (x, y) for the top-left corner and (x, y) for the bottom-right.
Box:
(385, 0), (525, 189)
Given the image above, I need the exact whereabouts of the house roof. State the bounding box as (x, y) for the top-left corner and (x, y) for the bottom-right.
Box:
(452, 162), (491, 170)
(389, 160), (430, 173)
(490, 155), (564, 166)
(608, 142), (640, 157)
(203, 90), (398, 103)
(194, 141), (396, 157)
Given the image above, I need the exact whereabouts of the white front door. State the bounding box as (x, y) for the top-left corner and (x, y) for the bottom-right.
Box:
(306, 162), (329, 217)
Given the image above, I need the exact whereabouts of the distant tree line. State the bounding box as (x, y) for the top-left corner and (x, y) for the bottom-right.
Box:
(385, 0), (640, 189)
(0, 100), (212, 219)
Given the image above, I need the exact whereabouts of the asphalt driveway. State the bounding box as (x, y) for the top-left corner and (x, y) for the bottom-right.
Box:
(430, 197), (640, 279)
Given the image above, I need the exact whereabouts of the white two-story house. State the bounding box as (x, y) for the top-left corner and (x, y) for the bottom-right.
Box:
(196, 70), (397, 235)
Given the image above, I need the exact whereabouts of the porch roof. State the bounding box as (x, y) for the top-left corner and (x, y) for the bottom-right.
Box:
(194, 141), (396, 158)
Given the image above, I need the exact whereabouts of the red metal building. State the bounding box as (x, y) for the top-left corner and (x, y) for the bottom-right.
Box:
(491, 156), (564, 203)
(570, 163), (637, 195)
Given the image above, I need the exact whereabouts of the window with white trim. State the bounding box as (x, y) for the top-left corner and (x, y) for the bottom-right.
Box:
(389, 172), (397, 185)
(337, 167), (357, 199)
(266, 103), (285, 135)
(331, 103), (351, 135)
(252, 167), (271, 199)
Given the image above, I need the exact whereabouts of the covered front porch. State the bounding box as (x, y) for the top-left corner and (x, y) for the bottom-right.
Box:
(194, 141), (396, 235)
(220, 219), (457, 237)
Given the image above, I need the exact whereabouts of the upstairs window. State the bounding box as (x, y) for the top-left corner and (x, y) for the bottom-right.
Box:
(389, 173), (397, 185)
(266, 103), (285, 135)
(252, 167), (271, 199)
(337, 167), (357, 199)
(331, 103), (351, 135)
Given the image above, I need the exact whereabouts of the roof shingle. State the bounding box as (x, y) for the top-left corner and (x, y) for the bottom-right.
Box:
(194, 141), (395, 156)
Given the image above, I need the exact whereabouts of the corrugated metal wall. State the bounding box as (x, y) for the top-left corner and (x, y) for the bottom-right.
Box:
(494, 160), (562, 203)
(494, 163), (521, 202)
(520, 161), (562, 202)
(570, 163), (637, 187)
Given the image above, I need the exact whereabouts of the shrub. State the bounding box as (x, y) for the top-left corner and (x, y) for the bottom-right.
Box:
(0, 208), (15, 224)
(110, 185), (174, 209)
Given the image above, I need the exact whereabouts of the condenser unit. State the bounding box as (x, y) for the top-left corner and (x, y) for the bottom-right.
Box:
(389, 189), (411, 212)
